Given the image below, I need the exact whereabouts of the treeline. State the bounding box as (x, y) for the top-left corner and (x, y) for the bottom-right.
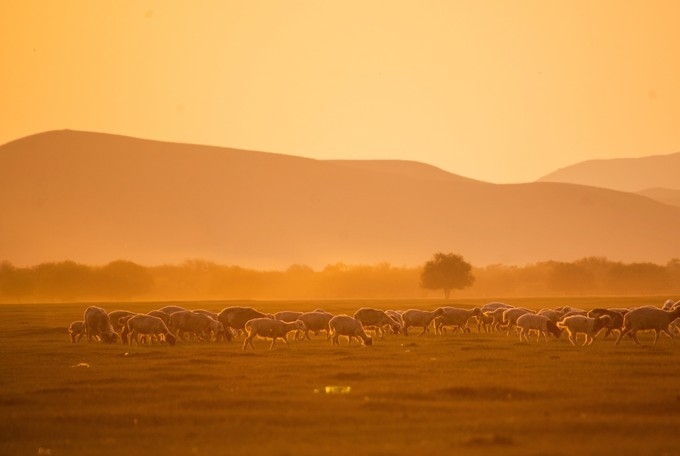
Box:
(1, 257), (679, 302)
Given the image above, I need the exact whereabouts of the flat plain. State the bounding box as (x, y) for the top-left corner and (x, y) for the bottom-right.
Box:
(1, 297), (679, 456)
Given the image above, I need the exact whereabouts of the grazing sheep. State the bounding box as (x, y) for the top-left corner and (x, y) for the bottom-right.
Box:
(298, 311), (335, 340)
(274, 311), (304, 322)
(170, 310), (223, 342)
(147, 310), (172, 327)
(516, 314), (562, 342)
(242, 318), (306, 350)
(557, 315), (612, 346)
(484, 307), (508, 333)
(353, 308), (401, 338)
(587, 308), (626, 337)
(481, 302), (513, 313)
(328, 315), (373, 346)
(385, 310), (404, 326)
(217, 307), (271, 341)
(537, 309), (566, 324)
(433, 307), (482, 335)
(108, 310), (138, 334)
(83, 306), (118, 343)
(662, 299), (676, 311)
(475, 311), (494, 333)
(156, 305), (188, 315)
(616, 307), (680, 346)
(502, 308), (535, 335)
(122, 314), (176, 346)
(68, 321), (85, 343)
(401, 308), (445, 336)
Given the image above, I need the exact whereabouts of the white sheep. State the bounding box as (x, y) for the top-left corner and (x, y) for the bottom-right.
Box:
(516, 314), (562, 342)
(502, 308), (535, 335)
(481, 302), (513, 313)
(328, 315), (373, 346)
(83, 306), (118, 343)
(557, 315), (612, 346)
(242, 318), (306, 350)
(122, 314), (176, 346)
(274, 311), (304, 322)
(662, 299), (676, 311)
(170, 310), (223, 342)
(298, 311), (334, 340)
(217, 307), (271, 341)
(353, 308), (401, 338)
(484, 307), (508, 333)
(401, 308), (445, 336)
(108, 310), (138, 334)
(68, 321), (85, 343)
(615, 307), (680, 346)
(433, 307), (482, 335)
(586, 308), (626, 338)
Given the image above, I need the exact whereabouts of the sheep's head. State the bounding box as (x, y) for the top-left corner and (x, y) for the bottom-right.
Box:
(434, 308), (446, 317)
(363, 336), (373, 346)
(391, 324), (401, 334)
(103, 332), (118, 344)
(472, 307), (482, 317)
(165, 333), (177, 346)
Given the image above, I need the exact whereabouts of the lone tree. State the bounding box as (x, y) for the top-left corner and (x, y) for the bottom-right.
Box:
(420, 252), (474, 299)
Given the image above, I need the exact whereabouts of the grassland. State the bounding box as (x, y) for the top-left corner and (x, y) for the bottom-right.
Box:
(1, 297), (680, 456)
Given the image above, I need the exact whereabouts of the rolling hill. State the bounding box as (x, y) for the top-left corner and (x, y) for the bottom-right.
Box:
(2, 130), (680, 268)
(537, 152), (680, 193)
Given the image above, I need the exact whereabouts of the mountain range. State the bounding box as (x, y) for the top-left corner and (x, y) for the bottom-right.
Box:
(1, 130), (679, 268)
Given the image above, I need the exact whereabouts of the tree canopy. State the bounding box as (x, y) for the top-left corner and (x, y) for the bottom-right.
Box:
(420, 252), (475, 299)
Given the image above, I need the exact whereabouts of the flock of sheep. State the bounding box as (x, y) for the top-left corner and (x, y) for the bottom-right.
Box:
(68, 298), (680, 349)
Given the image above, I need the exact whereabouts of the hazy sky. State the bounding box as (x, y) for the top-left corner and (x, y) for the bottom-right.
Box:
(2, 1), (679, 183)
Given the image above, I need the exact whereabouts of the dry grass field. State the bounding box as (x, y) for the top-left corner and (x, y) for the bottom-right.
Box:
(1, 297), (680, 455)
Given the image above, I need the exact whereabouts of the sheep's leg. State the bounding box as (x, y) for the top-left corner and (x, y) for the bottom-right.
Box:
(269, 337), (277, 350)
(242, 334), (253, 350)
(652, 330), (660, 345)
(630, 331), (641, 345)
(418, 327), (427, 336)
(568, 332), (576, 346)
(615, 328), (629, 345)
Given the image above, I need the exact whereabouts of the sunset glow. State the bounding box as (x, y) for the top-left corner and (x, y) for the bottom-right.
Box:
(2, 0), (679, 183)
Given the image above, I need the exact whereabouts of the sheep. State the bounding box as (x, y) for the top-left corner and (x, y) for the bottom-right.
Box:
(475, 311), (495, 333)
(274, 311), (304, 322)
(516, 314), (562, 342)
(587, 308), (627, 337)
(481, 302), (513, 313)
(502, 308), (535, 335)
(298, 311), (334, 340)
(401, 308), (445, 336)
(615, 307), (680, 346)
(170, 310), (223, 342)
(484, 307), (508, 333)
(536, 309), (566, 324)
(83, 306), (118, 343)
(217, 307), (271, 341)
(192, 309), (227, 341)
(147, 310), (172, 327)
(433, 307), (482, 335)
(662, 299), (676, 311)
(242, 318), (306, 350)
(353, 308), (401, 338)
(108, 310), (138, 334)
(328, 315), (373, 346)
(156, 305), (188, 315)
(557, 315), (612, 346)
(122, 314), (176, 346)
(385, 310), (404, 326)
(68, 321), (85, 343)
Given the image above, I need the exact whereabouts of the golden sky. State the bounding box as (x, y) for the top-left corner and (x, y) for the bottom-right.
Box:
(2, 0), (679, 183)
